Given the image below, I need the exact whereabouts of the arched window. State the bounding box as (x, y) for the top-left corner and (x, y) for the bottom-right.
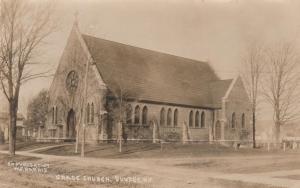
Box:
(189, 111), (194, 127)
(52, 107), (55, 123)
(142, 106), (148, 125)
(134, 105), (140, 124)
(91, 103), (94, 123)
(126, 104), (132, 124)
(173, 109), (178, 127)
(167, 108), (172, 126)
(55, 106), (58, 124)
(160, 108), (165, 126)
(231, 112), (236, 128)
(201, 112), (205, 128)
(87, 103), (90, 123)
(241, 113), (245, 128)
(195, 111), (200, 128)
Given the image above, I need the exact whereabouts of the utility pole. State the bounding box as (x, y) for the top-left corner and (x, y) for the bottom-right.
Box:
(118, 121), (122, 153)
(74, 11), (80, 154)
(81, 57), (90, 157)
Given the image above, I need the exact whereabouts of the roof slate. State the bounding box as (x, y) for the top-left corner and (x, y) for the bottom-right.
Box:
(209, 79), (233, 108)
(82, 34), (232, 109)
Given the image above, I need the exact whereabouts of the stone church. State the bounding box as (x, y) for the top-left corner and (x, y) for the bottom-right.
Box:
(40, 23), (251, 144)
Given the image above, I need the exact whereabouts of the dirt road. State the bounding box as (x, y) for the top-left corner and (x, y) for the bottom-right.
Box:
(1, 147), (300, 188)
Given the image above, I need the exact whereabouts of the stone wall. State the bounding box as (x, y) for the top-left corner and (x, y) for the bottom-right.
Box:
(106, 101), (214, 142)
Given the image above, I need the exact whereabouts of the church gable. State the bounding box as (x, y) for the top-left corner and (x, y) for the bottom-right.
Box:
(225, 77), (250, 104)
(49, 26), (86, 103)
(47, 25), (106, 125)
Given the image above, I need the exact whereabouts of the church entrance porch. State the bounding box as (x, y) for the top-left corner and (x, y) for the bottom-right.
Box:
(66, 109), (76, 139)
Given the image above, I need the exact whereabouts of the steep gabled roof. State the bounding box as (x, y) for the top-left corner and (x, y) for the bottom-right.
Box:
(209, 79), (233, 108)
(82, 34), (230, 108)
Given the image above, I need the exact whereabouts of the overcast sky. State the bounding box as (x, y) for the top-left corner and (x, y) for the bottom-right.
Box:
(3, 0), (300, 120)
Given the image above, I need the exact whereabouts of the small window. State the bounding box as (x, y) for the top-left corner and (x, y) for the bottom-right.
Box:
(167, 108), (172, 126)
(142, 106), (148, 125)
(87, 103), (90, 123)
(126, 104), (133, 124)
(195, 111), (200, 127)
(241, 113), (245, 128)
(134, 105), (140, 124)
(91, 103), (94, 123)
(189, 111), (194, 127)
(52, 107), (55, 123)
(160, 108), (165, 126)
(55, 106), (58, 124)
(231, 112), (236, 128)
(174, 109), (178, 127)
(201, 112), (205, 128)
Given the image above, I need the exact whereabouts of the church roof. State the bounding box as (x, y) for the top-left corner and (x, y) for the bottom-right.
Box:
(209, 79), (233, 107)
(82, 34), (232, 109)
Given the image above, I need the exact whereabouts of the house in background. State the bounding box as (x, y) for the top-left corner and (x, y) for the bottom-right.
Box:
(0, 112), (25, 142)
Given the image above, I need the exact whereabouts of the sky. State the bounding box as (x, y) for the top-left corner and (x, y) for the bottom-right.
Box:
(2, 0), (300, 120)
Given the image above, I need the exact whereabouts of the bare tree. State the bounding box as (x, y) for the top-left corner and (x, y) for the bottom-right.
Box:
(262, 43), (300, 143)
(107, 78), (138, 152)
(241, 42), (265, 148)
(0, 0), (56, 156)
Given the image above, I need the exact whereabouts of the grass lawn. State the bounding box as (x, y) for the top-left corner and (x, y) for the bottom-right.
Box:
(0, 152), (286, 188)
(0, 141), (60, 151)
(175, 156), (300, 174)
(0, 142), (297, 188)
(0, 153), (151, 188)
(35, 142), (300, 175)
(207, 178), (285, 188)
(35, 142), (297, 159)
(275, 175), (300, 180)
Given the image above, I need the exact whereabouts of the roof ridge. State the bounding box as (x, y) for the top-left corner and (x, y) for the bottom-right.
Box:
(82, 33), (213, 66)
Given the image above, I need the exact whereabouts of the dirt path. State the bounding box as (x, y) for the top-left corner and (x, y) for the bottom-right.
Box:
(1, 148), (300, 188)
(0, 149), (215, 187)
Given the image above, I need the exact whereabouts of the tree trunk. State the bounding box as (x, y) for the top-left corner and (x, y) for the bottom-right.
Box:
(252, 111), (256, 148)
(75, 124), (80, 153)
(9, 100), (17, 156)
(81, 125), (85, 157)
(274, 121), (281, 144)
(152, 121), (157, 143)
(118, 121), (122, 153)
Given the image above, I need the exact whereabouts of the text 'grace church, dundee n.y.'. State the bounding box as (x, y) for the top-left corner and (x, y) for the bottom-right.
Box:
(39, 22), (252, 144)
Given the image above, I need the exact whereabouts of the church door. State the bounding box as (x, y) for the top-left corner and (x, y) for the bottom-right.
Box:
(67, 109), (76, 138)
(215, 121), (221, 140)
